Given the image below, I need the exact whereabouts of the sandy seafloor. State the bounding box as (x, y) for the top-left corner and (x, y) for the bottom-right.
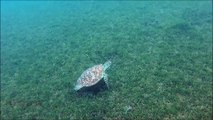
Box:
(1, 1), (212, 120)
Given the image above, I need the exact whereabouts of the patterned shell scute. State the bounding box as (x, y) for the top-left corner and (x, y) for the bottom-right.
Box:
(77, 64), (104, 87)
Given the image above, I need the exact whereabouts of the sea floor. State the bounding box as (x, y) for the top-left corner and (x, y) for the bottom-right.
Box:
(1, 1), (212, 119)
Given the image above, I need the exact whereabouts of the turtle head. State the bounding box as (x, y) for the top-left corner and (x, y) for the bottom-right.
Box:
(103, 60), (112, 70)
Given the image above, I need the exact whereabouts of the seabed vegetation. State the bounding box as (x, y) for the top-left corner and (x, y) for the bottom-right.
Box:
(1, 1), (212, 120)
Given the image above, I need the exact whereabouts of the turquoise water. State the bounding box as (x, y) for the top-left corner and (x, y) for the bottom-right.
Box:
(1, 1), (212, 119)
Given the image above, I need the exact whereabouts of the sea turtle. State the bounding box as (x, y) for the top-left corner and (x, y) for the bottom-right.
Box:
(74, 61), (112, 91)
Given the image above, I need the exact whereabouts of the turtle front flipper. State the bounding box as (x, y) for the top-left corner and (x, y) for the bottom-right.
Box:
(103, 73), (109, 89)
(103, 61), (112, 71)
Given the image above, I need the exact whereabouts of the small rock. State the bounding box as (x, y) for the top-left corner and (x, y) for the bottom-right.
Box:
(124, 105), (132, 114)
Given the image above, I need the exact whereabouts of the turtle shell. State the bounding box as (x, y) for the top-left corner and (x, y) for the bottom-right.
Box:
(76, 64), (104, 87)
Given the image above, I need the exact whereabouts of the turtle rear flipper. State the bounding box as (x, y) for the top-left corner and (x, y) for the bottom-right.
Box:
(74, 84), (83, 91)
